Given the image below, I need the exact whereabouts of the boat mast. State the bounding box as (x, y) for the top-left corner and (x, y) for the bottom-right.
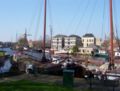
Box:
(109, 0), (114, 68)
(42, 0), (47, 61)
(50, 25), (53, 49)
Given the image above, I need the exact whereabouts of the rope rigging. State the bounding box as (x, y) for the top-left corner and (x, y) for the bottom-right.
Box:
(74, 0), (90, 34)
(48, 0), (53, 48)
(28, 0), (120, 49)
(48, 0), (53, 28)
(113, 0), (119, 29)
(28, 0), (42, 38)
(28, 6), (38, 34)
(34, 0), (43, 41)
(27, 0), (53, 49)
(101, 0), (106, 40)
(85, 0), (98, 33)
(65, 0), (84, 34)
(113, 0), (120, 50)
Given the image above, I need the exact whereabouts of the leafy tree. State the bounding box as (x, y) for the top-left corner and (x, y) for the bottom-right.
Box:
(17, 37), (28, 48)
(102, 40), (109, 48)
(71, 45), (79, 55)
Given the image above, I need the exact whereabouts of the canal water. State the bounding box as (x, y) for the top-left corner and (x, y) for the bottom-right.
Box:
(0, 48), (13, 73)
(0, 48), (14, 56)
(25, 50), (52, 61)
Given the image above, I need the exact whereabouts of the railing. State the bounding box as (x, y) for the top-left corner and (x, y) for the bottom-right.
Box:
(84, 72), (120, 91)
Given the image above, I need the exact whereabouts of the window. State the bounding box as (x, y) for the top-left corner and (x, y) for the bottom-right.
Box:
(87, 50), (89, 53)
(79, 50), (81, 52)
(87, 43), (88, 47)
(82, 39), (84, 42)
(92, 39), (93, 42)
(117, 53), (119, 56)
(83, 50), (84, 53)
(89, 39), (91, 42)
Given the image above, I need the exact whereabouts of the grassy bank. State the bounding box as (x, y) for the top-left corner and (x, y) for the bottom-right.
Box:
(0, 80), (77, 91)
(0, 80), (73, 91)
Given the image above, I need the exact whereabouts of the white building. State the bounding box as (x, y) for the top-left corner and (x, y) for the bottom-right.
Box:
(79, 44), (98, 55)
(79, 47), (94, 55)
(96, 38), (102, 46)
(51, 35), (66, 51)
(82, 33), (95, 47)
(64, 35), (82, 50)
(52, 33), (101, 55)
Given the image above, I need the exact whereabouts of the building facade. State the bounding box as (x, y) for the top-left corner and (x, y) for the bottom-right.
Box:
(51, 35), (66, 50)
(79, 33), (101, 55)
(79, 44), (99, 55)
(82, 33), (95, 47)
(96, 38), (102, 46)
(52, 33), (102, 55)
(64, 35), (81, 50)
(79, 47), (94, 55)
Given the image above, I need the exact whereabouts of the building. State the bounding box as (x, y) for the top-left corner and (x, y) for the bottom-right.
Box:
(0, 42), (3, 47)
(52, 33), (101, 55)
(3, 42), (13, 48)
(96, 38), (102, 46)
(64, 35), (82, 50)
(82, 33), (95, 47)
(51, 35), (66, 50)
(28, 40), (33, 48)
(79, 47), (94, 55)
(79, 33), (99, 55)
(79, 44), (98, 55)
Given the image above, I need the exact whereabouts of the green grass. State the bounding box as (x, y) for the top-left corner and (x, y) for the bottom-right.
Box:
(0, 80), (93, 91)
(0, 80), (76, 91)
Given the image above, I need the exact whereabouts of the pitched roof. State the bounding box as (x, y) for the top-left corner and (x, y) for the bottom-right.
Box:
(83, 33), (94, 37)
(69, 35), (81, 38)
(53, 34), (67, 38)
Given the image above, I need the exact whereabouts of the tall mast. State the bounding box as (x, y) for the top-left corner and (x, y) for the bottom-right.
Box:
(50, 25), (53, 48)
(25, 29), (27, 41)
(16, 33), (18, 42)
(109, 0), (114, 67)
(42, 0), (47, 61)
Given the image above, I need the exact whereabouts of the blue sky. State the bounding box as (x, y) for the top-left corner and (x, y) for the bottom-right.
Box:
(0, 0), (120, 42)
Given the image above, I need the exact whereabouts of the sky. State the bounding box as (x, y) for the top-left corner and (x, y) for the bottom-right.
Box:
(0, 0), (120, 42)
